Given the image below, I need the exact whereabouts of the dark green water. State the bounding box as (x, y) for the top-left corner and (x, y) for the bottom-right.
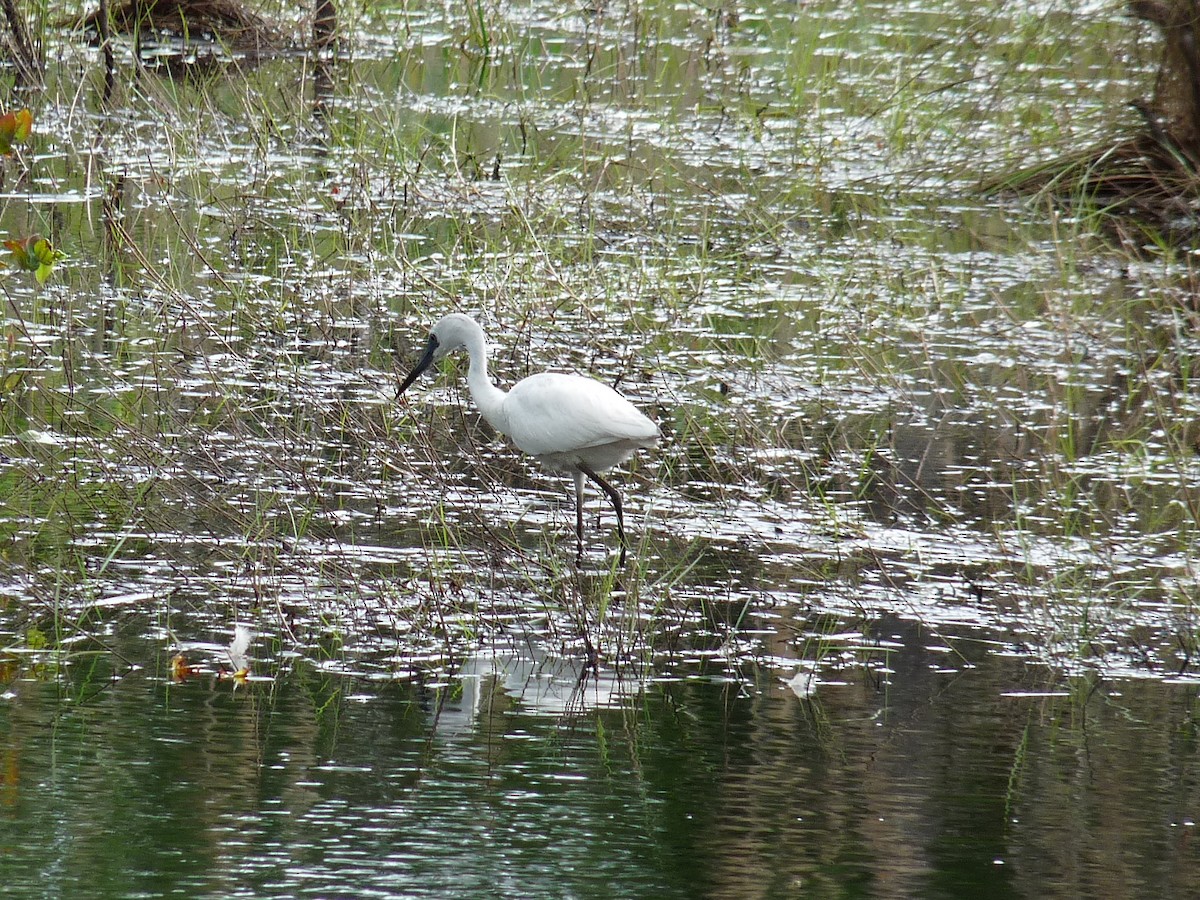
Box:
(2, 620), (1197, 898)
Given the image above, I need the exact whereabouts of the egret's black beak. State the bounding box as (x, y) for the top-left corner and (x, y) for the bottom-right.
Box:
(398, 335), (439, 396)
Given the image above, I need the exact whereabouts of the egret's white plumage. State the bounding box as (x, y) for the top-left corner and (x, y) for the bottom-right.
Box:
(398, 313), (658, 563)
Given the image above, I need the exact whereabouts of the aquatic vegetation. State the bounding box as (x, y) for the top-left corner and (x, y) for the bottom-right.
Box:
(0, 0), (1195, 702)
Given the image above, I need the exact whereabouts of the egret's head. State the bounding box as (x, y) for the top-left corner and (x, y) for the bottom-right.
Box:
(397, 313), (485, 395)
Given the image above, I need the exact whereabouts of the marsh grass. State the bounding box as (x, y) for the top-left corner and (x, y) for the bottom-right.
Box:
(2, 0), (1200, 698)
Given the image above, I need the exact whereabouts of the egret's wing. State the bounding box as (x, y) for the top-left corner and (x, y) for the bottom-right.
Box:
(504, 373), (657, 459)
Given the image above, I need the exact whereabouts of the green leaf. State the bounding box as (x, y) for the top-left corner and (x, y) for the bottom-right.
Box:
(5, 234), (64, 283)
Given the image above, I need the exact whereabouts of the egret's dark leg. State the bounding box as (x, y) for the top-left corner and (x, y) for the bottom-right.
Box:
(573, 470), (586, 562)
(578, 463), (627, 565)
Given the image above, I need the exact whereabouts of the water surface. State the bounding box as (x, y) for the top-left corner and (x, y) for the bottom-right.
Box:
(4, 625), (1198, 898)
(2, 0), (1199, 896)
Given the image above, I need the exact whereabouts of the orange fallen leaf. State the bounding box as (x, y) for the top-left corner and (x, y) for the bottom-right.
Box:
(170, 653), (194, 681)
(0, 109), (32, 155)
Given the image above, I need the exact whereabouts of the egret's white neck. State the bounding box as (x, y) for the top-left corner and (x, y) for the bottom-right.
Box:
(462, 328), (509, 434)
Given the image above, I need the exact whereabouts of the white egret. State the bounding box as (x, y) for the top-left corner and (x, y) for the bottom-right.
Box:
(397, 313), (659, 564)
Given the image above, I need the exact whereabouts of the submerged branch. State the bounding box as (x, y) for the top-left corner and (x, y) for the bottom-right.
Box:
(73, 0), (292, 54)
